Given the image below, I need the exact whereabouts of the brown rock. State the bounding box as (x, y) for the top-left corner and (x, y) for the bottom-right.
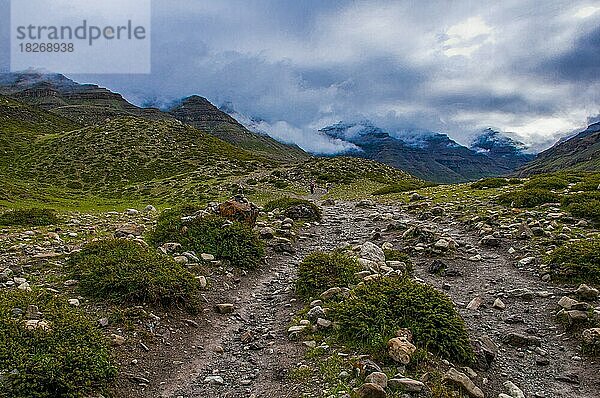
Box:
(217, 199), (258, 226)
(387, 336), (416, 364)
(356, 382), (386, 398)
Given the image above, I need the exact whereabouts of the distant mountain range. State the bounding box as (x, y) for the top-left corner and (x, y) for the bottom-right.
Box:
(2, 72), (598, 184)
(517, 122), (600, 176)
(316, 121), (533, 183)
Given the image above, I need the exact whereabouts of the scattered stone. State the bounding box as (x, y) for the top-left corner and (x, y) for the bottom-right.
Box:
(443, 368), (484, 398)
(575, 284), (599, 301)
(582, 328), (600, 345)
(355, 382), (386, 398)
(558, 296), (578, 310)
(200, 253), (215, 261)
(203, 375), (224, 385)
(111, 334), (126, 346)
(428, 259), (447, 274)
(215, 303), (235, 314)
(67, 298), (80, 307)
(387, 336), (416, 364)
(502, 381), (525, 398)
(503, 332), (541, 347)
(479, 235), (500, 247)
(365, 372), (388, 389)
(388, 377), (425, 392)
(316, 318), (332, 329)
(360, 242), (386, 264)
(260, 227), (275, 239)
(493, 298), (506, 310)
(307, 306), (325, 321)
(466, 296), (484, 310)
(173, 256), (188, 264)
(25, 319), (51, 331)
(320, 287), (342, 300)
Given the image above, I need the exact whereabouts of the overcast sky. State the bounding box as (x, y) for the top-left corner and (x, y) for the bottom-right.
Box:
(1, 0), (599, 153)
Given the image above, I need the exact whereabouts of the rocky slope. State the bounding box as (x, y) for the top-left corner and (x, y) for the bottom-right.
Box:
(517, 123), (600, 176)
(167, 96), (309, 162)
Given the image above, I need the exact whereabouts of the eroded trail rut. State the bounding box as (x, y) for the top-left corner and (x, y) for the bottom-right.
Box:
(155, 201), (599, 398)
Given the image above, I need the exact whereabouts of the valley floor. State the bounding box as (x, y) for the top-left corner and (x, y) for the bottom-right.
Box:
(112, 200), (599, 398)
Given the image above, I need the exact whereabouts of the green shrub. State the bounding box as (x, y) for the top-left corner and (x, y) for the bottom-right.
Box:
(0, 289), (116, 397)
(148, 207), (264, 270)
(0, 208), (59, 226)
(68, 239), (201, 310)
(263, 197), (322, 221)
(497, 189), (560, 208)
(296, 251), (359, 298)
(333, 277), (473, 364)
(371, 180), (432, 195)
(470, 178), (511, 189)
(523, 176), (569, 190)
(562, 192), (600, 222)
(546, 238), (600, 284)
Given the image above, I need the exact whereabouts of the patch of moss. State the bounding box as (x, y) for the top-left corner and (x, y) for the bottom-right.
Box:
(332, 277), (474, 364)
(296, 251), (360, 299)
(497, 188), (560, 208)
(148, 207), (264, 270)
(546, 238), (600, 284)
(523, 176), (569, 190)
(0, 208), (59, 226)
(562, 192), (600, 222)
(0, 289), (116, 397)
(470, 178), (511, 189)
(67, 239), (201, 310)
(371, 181), (434, 195)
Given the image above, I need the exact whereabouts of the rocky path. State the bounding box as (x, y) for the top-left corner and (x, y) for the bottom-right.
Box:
(153, 200), (599, 398)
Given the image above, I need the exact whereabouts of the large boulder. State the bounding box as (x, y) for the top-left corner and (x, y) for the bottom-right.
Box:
(217, 199), (258, 226)
(285, 203), (320, 221)
(360, 242), (386, 264)
(387, 329), (416, 364)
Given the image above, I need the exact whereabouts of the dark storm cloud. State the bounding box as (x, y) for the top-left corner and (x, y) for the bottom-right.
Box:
(1, 0), (599, 152)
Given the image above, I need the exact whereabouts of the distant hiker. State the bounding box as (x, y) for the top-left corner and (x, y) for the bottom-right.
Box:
(310, 180), (315, 194)
(325, 182), (332, 193)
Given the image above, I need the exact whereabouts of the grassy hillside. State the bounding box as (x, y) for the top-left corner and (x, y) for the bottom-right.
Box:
(0, 95), (80, 170)
(518, 123), (600, 176)
(19, 117), (271, 192)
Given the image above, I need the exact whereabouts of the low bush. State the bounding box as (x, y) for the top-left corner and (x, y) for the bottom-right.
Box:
(263, 197), (322, 221)
(497, 189), (560, 208)
(523, 176), (569, 190)
(546, 238), (600, 284)
(0, 208), (59, 226)
(562, 192), (600, 222)
(470, 178), (511, 189)
(333, 277), (474, 364)
(0, 289), (116, 397)
(296, 251), (359, 299)
(148, 207), (264, 270)
(68, 239), (201, 310)
(371, 180), (432, 195)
